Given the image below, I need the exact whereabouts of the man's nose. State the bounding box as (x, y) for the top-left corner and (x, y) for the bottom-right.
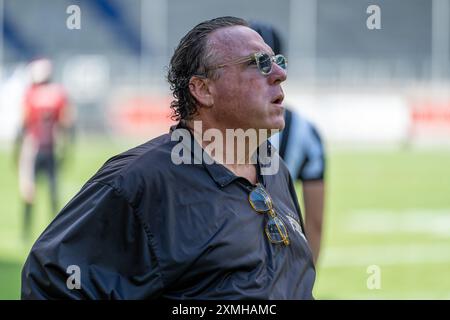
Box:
(268, 62), (287, 84)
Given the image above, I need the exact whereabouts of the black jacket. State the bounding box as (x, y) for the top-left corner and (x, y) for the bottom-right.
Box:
(21, 124), (316, 299)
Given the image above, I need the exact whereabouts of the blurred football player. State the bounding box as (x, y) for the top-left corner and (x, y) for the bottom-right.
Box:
(15, 58), (74, 241)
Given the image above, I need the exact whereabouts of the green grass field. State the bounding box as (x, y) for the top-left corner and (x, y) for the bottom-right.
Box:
(1, 137), (450, 299)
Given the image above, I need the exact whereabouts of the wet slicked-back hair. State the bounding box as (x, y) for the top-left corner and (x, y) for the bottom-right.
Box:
(167, 16), (249, 121)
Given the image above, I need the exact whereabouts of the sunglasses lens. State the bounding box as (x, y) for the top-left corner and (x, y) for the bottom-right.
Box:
(257, 54), (272, 75)
(249, 187), (270, 212)
(265, 216), (288, 243)
(249, 185), (290, 246)
(275, 55), (287, 70)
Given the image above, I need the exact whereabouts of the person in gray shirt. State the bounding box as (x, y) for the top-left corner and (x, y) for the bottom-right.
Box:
(250, 21), (326, 264)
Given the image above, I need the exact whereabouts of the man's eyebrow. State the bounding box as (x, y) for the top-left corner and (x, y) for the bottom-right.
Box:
(248, 47), (274, 55)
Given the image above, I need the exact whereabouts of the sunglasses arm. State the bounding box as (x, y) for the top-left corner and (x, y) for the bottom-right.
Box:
(208, 54), (256, 71)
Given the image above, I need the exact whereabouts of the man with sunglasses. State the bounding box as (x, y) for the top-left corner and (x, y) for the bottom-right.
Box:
(22, 16), (315, 300)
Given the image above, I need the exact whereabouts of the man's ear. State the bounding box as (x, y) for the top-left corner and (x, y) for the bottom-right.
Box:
(189, 76), (214, 108)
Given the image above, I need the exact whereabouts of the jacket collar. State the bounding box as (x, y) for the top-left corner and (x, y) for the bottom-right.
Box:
(170, 121), (271, 188)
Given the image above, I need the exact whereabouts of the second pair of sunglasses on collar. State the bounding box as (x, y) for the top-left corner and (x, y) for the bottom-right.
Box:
(248, 183), (290, 246)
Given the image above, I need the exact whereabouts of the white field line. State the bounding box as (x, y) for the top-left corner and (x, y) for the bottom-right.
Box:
(344, 209), (450, 238)
(320, 243), (450, 267)
(320, 208), (450, 267)
(317, 290), (450, 300)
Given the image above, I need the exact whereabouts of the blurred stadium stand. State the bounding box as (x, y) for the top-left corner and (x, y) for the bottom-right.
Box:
(0, 0), (449, 144)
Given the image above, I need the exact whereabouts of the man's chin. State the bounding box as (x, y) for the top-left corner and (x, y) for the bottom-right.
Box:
(266, 122), (285, 137)
(250, 116), (285, 135)
(271, 117), (285, 131)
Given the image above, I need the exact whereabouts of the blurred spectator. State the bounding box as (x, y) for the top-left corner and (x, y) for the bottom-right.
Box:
(14, 58), (75, 241)
(250, 22), (326, 264)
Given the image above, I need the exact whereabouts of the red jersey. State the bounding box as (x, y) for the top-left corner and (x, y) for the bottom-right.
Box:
(23, 83), (67, 150)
